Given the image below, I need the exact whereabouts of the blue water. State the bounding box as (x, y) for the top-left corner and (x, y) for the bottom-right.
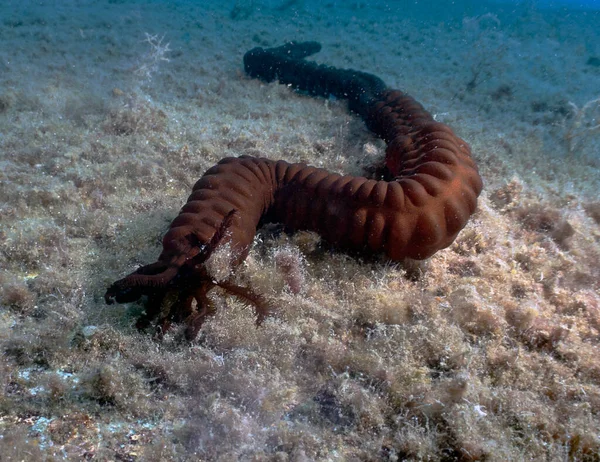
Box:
(502, 0), (600, 8)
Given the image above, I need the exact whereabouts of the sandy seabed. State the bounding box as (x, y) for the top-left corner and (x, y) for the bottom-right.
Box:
(1, 0), (599, 460)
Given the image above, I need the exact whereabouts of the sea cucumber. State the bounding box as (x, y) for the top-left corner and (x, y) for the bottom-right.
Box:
(105, 41), (483, 339)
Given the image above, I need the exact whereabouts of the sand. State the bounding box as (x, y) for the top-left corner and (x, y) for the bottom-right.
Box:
(0, 0), (599, 460)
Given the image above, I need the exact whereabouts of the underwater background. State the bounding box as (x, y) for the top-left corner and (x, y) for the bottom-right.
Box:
(0, 0), (599, 460)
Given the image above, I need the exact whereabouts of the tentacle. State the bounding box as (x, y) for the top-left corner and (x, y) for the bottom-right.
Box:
(184, 284), (218, 340)
(135, 291), (166, 331)
(217, 280), (271, 326)
(188, 208), (238, 269)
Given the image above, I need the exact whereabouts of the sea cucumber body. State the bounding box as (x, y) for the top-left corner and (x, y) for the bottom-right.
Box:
(106, 41), (483, 308)
(267, 88), (482, 260)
